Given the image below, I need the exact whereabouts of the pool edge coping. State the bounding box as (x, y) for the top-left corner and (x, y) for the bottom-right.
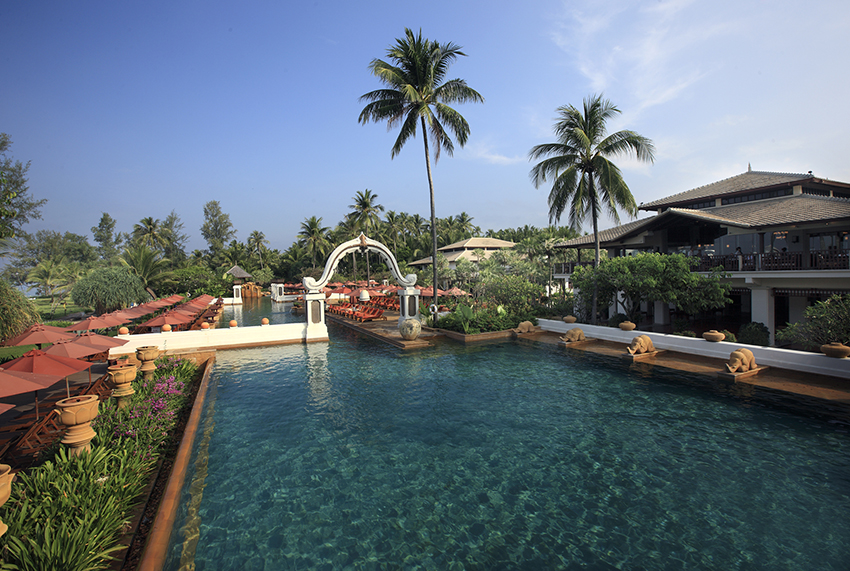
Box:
(136, 353), (216, 571)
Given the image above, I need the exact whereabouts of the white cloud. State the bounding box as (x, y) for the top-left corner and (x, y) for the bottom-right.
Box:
(465, 141), (527, 165)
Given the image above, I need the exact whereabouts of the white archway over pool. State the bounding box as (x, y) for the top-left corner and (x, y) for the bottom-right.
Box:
(302, 234), (421, 336)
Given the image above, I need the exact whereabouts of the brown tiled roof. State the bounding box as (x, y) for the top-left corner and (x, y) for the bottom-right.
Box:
(554, 218), (654, 247)
(640, 170), (812, 209)
(438, 237), (515, 251)
(554, 194), (850, 248)
(693, 194), (850, 226)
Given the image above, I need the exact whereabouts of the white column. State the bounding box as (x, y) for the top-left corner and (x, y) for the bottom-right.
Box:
(398, 287), (420, 329)
(749, 286), (775, 345)
(304, 291), (328, 342)
(653, 301), (671, 326)
(232, 284), (243, 304)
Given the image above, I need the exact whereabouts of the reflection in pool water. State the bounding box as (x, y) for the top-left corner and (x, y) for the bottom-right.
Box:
(164, 327), (850, 570)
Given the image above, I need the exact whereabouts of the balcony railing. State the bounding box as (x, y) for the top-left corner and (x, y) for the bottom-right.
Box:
(697, 250), (849, 272)
(554, 250), (849, 274)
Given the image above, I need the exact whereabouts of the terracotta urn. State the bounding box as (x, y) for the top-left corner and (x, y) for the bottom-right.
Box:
(107, 363), (136, 408)
(399, 318), (422, 341)
(200, 321), (210, 329)
(136, 345), (158, 383)
(0, 464), (13, 537)
(55, 395), (99, 456)
(821, 342), (850, 359)
(563, 315), (577, 324)
(702, 330), (725, 342)
(229, 320), (238, 328)
(118, 326), (129, 335)
(619, 321), (636, 331)
(261, 317), (270, 325)
(161, 324), (172, 332)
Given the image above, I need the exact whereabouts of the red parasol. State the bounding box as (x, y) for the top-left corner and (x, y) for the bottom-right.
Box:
(0, 368), (64, 419)
(446, 287), (470, 296)
(65, 314), (125, 331)
(2, 349), (92, 398)
(43, 338), (103, 360)
(3, 324), (74, 347)
(74, 331), (129, 351)
(141, 312), (193, 328)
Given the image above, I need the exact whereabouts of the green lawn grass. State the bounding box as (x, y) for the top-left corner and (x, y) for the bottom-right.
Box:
(31, 297), (91, 321)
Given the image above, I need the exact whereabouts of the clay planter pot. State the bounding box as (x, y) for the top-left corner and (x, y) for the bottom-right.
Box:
(136, 345), (159, 362)
(399, 318), (422, 341)
(118, 326), (129, 335)
(619, 321), (636, 331)
(0, 464), (13, 537)
(229, 320), (238, 327)
(261, 318), (270, 325)
(107, 363), (136, 387)
(702, 330), (725, 342)
(200, 322), (210, 329)
(820, 342), (850, 359)
(563, 315), (577, 324)
(161, 324), (172, 332)
(55, 395), (99, 456)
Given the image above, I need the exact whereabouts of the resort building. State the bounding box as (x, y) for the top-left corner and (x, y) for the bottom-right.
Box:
(409, 237), (516, 270)
(553, 168), (850, 344)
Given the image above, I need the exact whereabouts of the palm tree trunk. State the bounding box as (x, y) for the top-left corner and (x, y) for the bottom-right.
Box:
(591, 191), (600, 326)
(421, 117), (439, 316)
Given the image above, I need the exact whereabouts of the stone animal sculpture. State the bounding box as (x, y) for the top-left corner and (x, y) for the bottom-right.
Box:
(726, 348), (757, 373)
(627, 335), (655, 355)
(560, 329), (586, 343)
(513, 321), (535, 334)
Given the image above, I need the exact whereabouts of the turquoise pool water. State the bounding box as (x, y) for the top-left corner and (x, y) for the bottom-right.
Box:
(221, 296), (301, 327)
(164, 328), (849, 570)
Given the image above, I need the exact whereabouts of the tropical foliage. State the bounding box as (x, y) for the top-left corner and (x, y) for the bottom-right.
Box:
(0, 357), (199, 571)
(0, 278), (41, 341)
(529, 94), (654, 323)
(71, 267), (149, 314)
(359, 28), (483, 309)
(776, 294), (850, 348)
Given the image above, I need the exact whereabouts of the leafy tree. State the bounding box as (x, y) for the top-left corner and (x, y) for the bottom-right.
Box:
(529, 94), (654, 324)
(168, 266), (229, 298)
(0, 279), (41, 341)
(91, 212), (123, 262)
(200, 200), (236, 257)
(0, 133), (47, 239)
(27, 257), (70, 315)
(162, 210), (189, 267)
(251, 267), (274, 285)
(72, 267), (148, 314)
(481, 275), (543, 315)
(359, 27), (484, 311)
(120, 244), (172, 298)
(777, 294), (850, 349)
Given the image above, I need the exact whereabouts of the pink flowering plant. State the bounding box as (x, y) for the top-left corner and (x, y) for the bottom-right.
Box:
(0, 356), (200, 570)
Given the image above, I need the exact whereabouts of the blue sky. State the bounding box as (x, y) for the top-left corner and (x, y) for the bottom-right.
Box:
(2, 0), (848, 253)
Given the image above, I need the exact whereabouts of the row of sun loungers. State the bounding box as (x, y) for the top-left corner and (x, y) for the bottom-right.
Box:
(327, 303), (386, 322)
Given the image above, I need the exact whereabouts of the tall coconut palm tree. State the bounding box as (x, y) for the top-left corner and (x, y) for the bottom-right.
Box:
(349, 189), (384, 284)
(247, 230), (270, 269)
(297, 216), (330, 269)
(132, 216), (169, 252)
(383, 210), (405, 255)
(529, 94), (655, 324)
(359, 27), (483, 311)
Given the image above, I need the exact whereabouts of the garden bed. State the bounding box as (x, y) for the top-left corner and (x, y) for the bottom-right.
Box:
(435, 328), (515, 344)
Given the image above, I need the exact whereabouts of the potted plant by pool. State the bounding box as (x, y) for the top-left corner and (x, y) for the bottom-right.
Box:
(55, 394), (100, 456)
(0, 464), (13, 537)
(820, 342), (850, 359)
(702, 330), (725, 342)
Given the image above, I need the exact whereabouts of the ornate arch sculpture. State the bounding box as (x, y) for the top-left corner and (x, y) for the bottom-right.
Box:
(303, 234), (417, 292)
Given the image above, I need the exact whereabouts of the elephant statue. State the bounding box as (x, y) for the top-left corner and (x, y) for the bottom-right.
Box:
(560, 329), (586, 343)
(513, 321), (535, 334)
(726, 348), (757, 373)
(627, 335), (655, 355)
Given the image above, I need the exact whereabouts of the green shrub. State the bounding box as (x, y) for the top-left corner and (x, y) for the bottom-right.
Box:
(672, 330), (697, 337)
(0, 279), (41, 342)
(775, 294), (850, 349)
(0, 356), (199, 570)
(608, 313), (629, 327)
(720, 329), (737, 343)
(738, 321), (770, 346)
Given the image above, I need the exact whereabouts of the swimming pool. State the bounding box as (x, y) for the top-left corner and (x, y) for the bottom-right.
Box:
(163, 327), (849, 570)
